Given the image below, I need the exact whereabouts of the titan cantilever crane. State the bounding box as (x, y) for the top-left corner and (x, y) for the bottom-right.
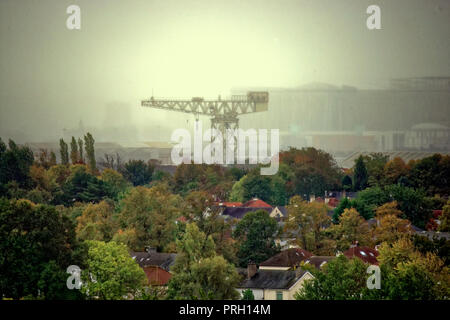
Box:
(141, 91), (269, 144)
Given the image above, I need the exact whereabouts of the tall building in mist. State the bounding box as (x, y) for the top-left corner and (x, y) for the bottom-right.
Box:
(235, 77), (450, 154)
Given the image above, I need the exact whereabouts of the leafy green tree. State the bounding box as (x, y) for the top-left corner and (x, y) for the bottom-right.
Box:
(0, 198), (81, 299)
(81, 240), (147, 300)
(295, 255), (373, 300)
(241, 289), (255, 300)
(62, 165), (113, 205)
(70, 136), (79, 164)
(377, 238), (449, 299)
(270, 175), (288, 206)
(361, 153), (389, 187)
(116, 184), (183, 251)
(412, 234), (450, 266)
(233, 210), (280, 267)
(0, 138), (34, 192)
(383, 262), (436, 300)
(120, 159), (154, 186)
(408, 154), (450, 196)
(332, 197), (352, 223)
(77, 138), (84, 163)
(228, 166), (247, 181)
(353, 155), (368, 191)
(84, 132), (97, 173)
(342, 175), (352, 192)
(229, 175), (247, 202)
(349, 185), (432, 228)
(100, 168), (130, 198)
(384, 184), (432, 229)
(167, 223), (239, 300)
(185, 191), (237, 264)
(384, 157), (408, 185)
(59, 138), (69, 165)
(372, 202), (412, 245)
(330, 208), (373, 251)
(241, 170), (273, 203)
(76, 200), (118, 241)
(285, 196), (334, 255)
(279, 147), (342, 197)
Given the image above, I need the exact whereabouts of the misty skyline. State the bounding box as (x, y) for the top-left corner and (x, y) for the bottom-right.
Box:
(1, 0), (449, 143)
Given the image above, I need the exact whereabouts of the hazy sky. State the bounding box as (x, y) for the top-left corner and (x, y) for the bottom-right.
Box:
(1, 0), (449, 142)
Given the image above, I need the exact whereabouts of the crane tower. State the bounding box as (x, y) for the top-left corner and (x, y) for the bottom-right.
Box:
(141, 91), (269, 159)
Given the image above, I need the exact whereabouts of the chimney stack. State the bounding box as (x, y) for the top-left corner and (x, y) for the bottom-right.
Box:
(247, 262), (257, 279)
(145, 247), (157, 254)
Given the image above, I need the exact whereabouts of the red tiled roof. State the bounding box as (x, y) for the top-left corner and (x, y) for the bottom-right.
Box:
(243, 198), (272, 208)
(217, 202), (243, 207)
(343, 246), (379, 265)
(143, 266), (172, 286)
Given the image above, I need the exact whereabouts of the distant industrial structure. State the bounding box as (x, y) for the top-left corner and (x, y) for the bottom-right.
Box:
(233, 77), (450, 155)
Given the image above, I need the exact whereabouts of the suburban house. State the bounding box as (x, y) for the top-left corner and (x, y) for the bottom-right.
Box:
(221, 206), (272, 220)
(218, 198), (274, 221)
(130, 248), (177, 286)
(236, 263), (314, 300)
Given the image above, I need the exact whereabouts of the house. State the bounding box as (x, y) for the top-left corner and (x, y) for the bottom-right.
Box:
(216, 202), (243, 208)
(220, 206), (272, 220)
(216, 198), (276, 221)
(236, 263), (314, 300)
(130, 248), (177, 286)
(259, 248), (313, 270)
(343, 246), (379, 265)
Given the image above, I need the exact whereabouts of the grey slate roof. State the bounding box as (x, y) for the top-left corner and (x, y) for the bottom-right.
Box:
(130, 251), (177, 271)
(239, 269), (308, 290)
(414, 230), (450, 241)
(221, 207), (272, 219)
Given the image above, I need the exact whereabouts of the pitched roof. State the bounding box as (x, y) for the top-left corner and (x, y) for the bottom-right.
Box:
(243, 198), (273, 208)
(239, 269), (308, 290)
(303, 256), (335, 269)
(217, 202), (243, 207)
(259, 248), (313, 268)
(130, 251), (177, 271)
(221, 207), (272, 219)
(343, 246), (379, 265)
(143, 266), (172, 286)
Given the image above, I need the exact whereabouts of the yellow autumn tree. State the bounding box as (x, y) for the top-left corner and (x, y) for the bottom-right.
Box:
(372, 202), (412, 244)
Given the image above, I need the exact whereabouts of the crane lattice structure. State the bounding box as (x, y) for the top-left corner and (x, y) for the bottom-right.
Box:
(141, 91), (269, 159)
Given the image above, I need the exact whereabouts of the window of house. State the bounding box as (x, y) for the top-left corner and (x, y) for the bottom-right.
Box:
(276, 291), (283, 300)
